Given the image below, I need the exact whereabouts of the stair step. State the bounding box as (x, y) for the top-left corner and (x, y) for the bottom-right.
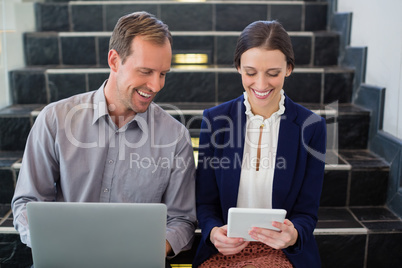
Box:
(0, 148), (388, 208)
(24, 31), (339, 67)
(0, 101), (369, 152)
(10, 66), (354, 105)
(34, 1), (328, 32)
(1, 206), (401, 267)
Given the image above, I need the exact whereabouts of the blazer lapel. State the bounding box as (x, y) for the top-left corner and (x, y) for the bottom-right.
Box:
(221, 96), (246, 214)
(272, 97), (299, 208)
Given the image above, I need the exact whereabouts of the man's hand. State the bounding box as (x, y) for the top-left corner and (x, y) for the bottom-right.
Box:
(166, 240), (173, 256)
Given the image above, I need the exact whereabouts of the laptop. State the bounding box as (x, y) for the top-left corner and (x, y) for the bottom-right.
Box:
(27, 202), (167, 268)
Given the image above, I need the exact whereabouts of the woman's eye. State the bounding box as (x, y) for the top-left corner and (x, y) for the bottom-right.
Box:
(246, 73), (256, 77)
(267, 73), (279, 77)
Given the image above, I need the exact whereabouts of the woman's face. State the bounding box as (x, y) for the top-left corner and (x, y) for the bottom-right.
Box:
(238, 47), (291, 118)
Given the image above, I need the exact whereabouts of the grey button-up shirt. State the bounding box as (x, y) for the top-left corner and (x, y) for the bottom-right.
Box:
(12, 82), (197, 255)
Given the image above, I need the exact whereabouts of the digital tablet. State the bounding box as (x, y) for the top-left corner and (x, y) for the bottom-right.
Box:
(227, 208), (287, 241)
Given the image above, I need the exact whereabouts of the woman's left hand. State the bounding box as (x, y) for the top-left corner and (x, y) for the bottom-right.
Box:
(248, 219), (298, 249)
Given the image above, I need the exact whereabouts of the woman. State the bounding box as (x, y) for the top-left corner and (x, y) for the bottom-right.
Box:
(193, 20), (326, 268)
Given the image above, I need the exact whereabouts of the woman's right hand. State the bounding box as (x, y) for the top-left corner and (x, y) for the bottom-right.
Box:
(210, 225), (250, 255)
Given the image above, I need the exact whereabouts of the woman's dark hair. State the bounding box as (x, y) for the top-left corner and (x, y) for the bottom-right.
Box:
(234, 20), (295, 71)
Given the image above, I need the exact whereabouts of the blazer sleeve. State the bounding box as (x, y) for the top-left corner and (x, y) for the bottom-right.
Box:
(285, 115), (327, 255)
(196, 109), (225, 247)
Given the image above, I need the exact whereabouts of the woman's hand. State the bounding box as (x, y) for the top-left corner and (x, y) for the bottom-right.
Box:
(248, 219), (298, 249)
(210, 225), (250, 255)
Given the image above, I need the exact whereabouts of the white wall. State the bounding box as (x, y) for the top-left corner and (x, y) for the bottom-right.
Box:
(0, 0), (35, 109)
(337, 0), (402, 139)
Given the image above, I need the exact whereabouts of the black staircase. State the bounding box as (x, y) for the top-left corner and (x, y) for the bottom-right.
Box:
(1, 1), (402, 267)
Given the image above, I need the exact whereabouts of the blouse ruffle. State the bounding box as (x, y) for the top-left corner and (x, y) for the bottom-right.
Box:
(243, 89), (286, 123)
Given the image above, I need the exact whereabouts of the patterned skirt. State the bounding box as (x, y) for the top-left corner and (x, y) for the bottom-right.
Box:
(199, 242), (293, 268)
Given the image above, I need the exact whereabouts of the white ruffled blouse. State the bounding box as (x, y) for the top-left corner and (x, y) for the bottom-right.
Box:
(236, 90), (286, 208)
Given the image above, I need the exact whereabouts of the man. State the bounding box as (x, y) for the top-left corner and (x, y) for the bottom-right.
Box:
(11, 11), (196, 264)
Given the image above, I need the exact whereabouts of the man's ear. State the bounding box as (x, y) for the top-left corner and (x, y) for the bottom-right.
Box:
(108, 49), (120, 72)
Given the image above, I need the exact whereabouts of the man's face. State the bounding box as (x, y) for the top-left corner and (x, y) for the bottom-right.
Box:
(113, 36), (172, 116)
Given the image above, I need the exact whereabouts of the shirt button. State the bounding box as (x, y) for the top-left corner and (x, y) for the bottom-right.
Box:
(104, 188), (109, 193)
(108, 160), (114, 164)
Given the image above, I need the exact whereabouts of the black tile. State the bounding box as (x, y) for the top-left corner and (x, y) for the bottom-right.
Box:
(216, 4), (267, 31)
(61, 37), (97, 66)
(320, 170), (348, 206)
(155, 72), (215, 102)
(88, 73), (109, 92)
(171, 114), (203, 132)
(105, 4), (158, 31)
(363, 221), (402, 232)
(314, 34), (339, 66)
(349, 170), (388, 206)
(291, 36), (312, 66)
(172, 36), (215, 65)
(216, 36), (238, 65)
(0, 170), (14, 203)
(10, 70), (47, 104)
(337, 114), (369, 150)
(48, 73), (87, 102)
(0, 204), (11, 217)
(315, 234), (366, 268)
(24, 33), (60, 66)
(270, 4), (302, 31)
(339, 149), (379, 160)
(35, 3), (69, 31)
(318, 207), (355, 221)
(71, 5), (103, 32)
(305, 4), (327, 31)
(217, 73), (243, 102)
(367, 233), (402, 267)
(98, 37), (110, 67)
(351, 207), (399, 221)
(324, 72), (354, 104)
(0, 219), (14, 227)
(161, 4), (212, 31)
(316, 220), (363, 229)
(0, 234), (33, 266)
(283, 72), (322, 103)
(0, 117), (31, 151)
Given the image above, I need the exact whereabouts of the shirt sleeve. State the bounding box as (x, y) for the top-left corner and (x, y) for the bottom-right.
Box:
(163, 125), (197, 257)
(11, 107), (60, 247)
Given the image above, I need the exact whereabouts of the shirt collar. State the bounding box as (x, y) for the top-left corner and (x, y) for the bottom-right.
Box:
(243, 89), (286, 123)
(91, 81), (149, 133)
(92, 80), (109, 125)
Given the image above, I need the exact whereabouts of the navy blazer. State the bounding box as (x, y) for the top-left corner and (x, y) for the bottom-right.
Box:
(193, 94), (326, 268)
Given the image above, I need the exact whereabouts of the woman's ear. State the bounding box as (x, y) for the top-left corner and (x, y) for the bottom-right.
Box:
(285, 65), (293, 77)
(108, 49), (120, 72)
(237, 66), (242, 74)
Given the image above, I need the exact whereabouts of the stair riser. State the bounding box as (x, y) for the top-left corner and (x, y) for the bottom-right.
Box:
(24, 33), (339, 67)
(35, 2), (327, 33)
(10, 69), (354, 105)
